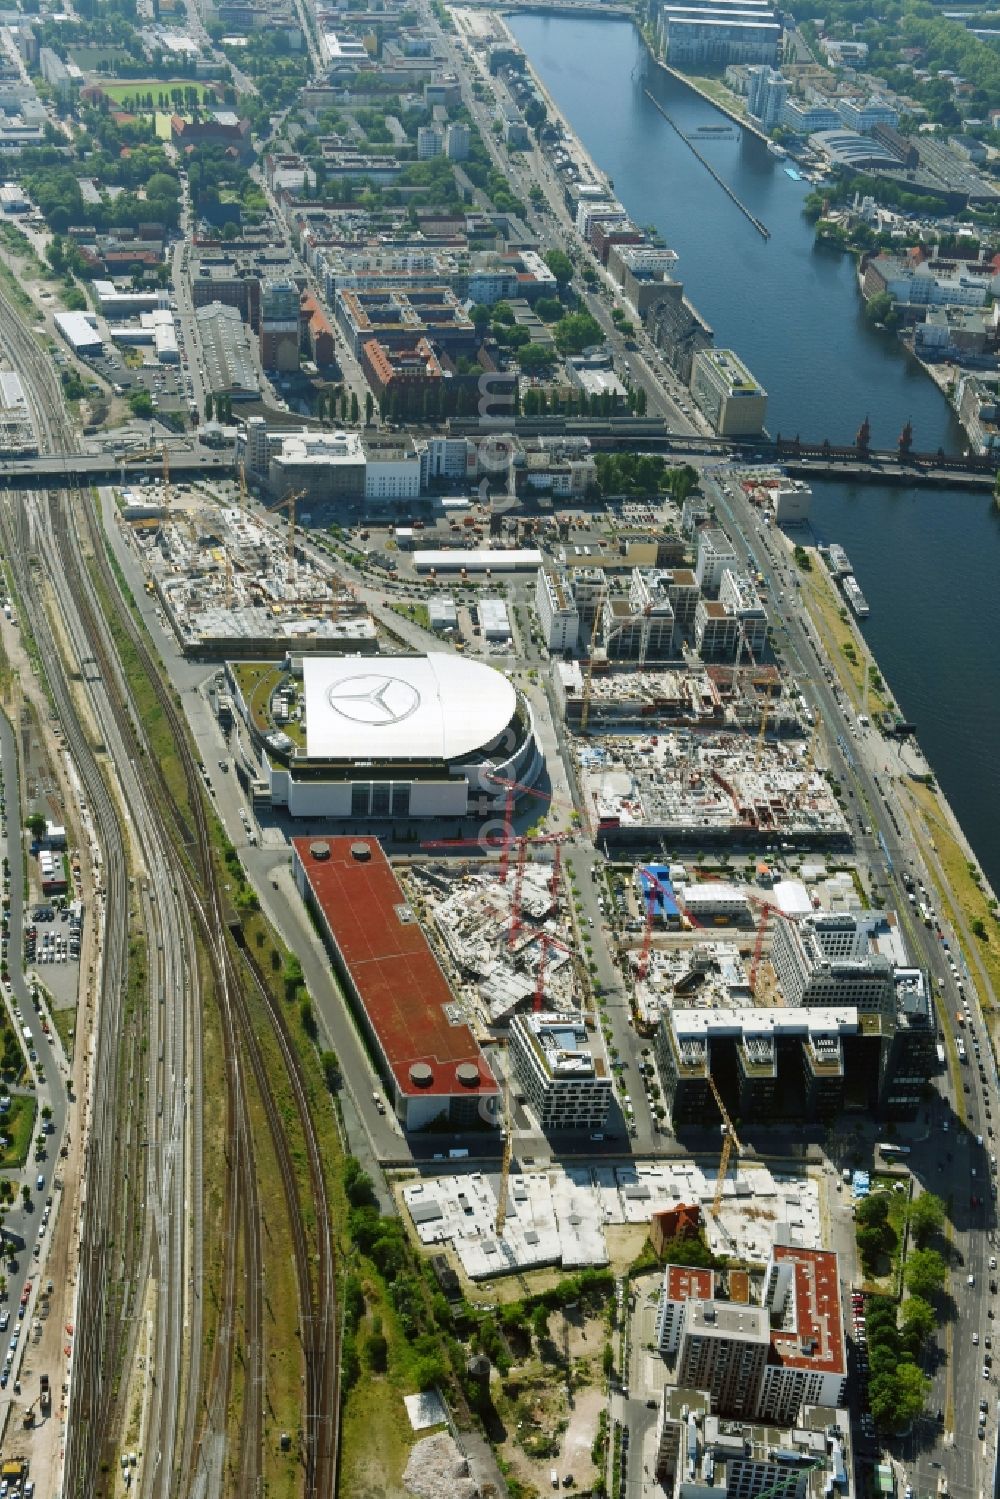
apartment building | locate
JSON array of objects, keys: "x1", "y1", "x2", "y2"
[
  {"x1": 677, "y1": 1301, "x2": 771, "y2": 1417},
  {"x1": 655, "y1": 1265, "x2": 716, "y2": 1355},
  {"x1": 758, "y1": 1244, "x2": 848, "y2": 1423},
  {"x1": 694, "y1": 527, "x2": 738, "y2": 595}
]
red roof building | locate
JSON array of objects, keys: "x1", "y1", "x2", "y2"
[
  {"x1": 292, "y1": 836, "x2": 498, "y2": 1131},
  {"x1": 759, "y1": 1244, "x2": 847, "y2": 1423}
]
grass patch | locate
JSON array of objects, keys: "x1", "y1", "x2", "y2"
[
  {"x1": 389, "y1": 601, "x2": 431, "y2": 631},
  {"x1": 858, "y1": 1173, "x2": 911, "y2": 1296},
  {"x1": 0, "y1": 1094, "x2": 37, "y2": 1169},
  {"x1": 50, "y1": 1005, "x2": 76, "y2": 1062},
  {"x1": 95, "y1": 80, "x2": 218, "y2": 107},
  {"x1": 796, "y1": 546, "x2": 890, "y2": 716},
  {"x1": 906, "y1": 780, "x2": 1000, "y2": 1006},
  {"x1": 677, "y1": 71, "x2": 748, "y2": 117}
]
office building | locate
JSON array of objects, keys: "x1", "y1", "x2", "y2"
[
  {"x1": 260, "y1": 277, "x2": 301, "y2": 372},
  {"x1": 770, "y1": 912, "x2": 896, "y2": 1013},
  {"x1": 691, "y1": 348, "x2": 768, "y2": 437},
  {"x1": 535, "y1": 569, "x2": 581, "y2": 653},
  {"x1": 657, "y1": 0, "x2": 780, "y2": 67},
  {"x1": 509, "y1": 1012, "x2": 612, "y2": 1131},
  {"x1": 719, "y1": 568, "x2": 768, "y2": 656},
  {"x1": 694, "y1": 528, "x2": 739, "y2": 595},
  {"x1": 292, "y1": 836, "x2": 498, "y2": 1130}
]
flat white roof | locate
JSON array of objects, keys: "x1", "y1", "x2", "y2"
[
  {"x1": 414, "y1": 549, "x2": 542, "y2": 572},
  {"x1": 303, "y1": 652, "x2": 516, "y2": 762}
]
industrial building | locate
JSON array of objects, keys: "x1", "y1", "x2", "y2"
[
  {"x1": 509, "y1": 1011, "x2": 612, "y2": 1131},
  {"x1": 238, "y1": 651, "x2": 542, "y2": 819},
  {"x1": 691, "y1": 348, "x2": 768, "y2": 436},
  {"x1": 54, "y1": 310, "x2": 103, "y2": 357},
  {"x1": 196, "y1": 301, "x2": 259, "y2": 400},
  {"x1": 293, "y1": 836, "x2": 498, "y2": 1130},
  {"x1": 0, "y1": 369, "x2": 35, "y2": 456}
]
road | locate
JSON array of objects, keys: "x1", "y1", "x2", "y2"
[{"x1": 709, "y1": 465, "x2": 996, "y2": 1499}]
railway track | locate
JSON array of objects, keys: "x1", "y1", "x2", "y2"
[{"x1": 0, "y1": 284, "x2": 339, "y2": 1495}]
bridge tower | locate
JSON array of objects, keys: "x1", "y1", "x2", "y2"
[
  {"x1": 855, "y1": 414, "x2": 871, "y2": 455},
  {"x1": 898, "y1": 419, "x2": 913, "y2": 458}
]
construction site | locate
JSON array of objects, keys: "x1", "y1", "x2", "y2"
[
  {"x1": 118, "y1": 478, "x2": 376, "y2": 657},
  {"x1": 404, "y1": 853, "x2": 585, "y2": 1031},
  {"x1": 400, "y1": 1159, "x2": 823, "y2": 1280},
  {"x1": 577, "y1": 727, "x2": 850, "y2": 848},
  {"x1": 554, "y1": 661, "x2": 793, "y2": 733}
]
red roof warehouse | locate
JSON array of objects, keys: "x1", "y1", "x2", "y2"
[{"x1": 292, "y1": 836, "x2": 498, "y2": 1131}]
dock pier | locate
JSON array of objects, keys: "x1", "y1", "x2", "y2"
[{"x1": 643, "y1": 88, "x2": 770, "y2": 240}]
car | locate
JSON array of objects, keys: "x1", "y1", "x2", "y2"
[
  {"x1": 0, "y1": 1312, "x2": 7, "y2": 1331},
  {"x1": 987, "y1": 1367, "x2": 993, "y2": 1380},
  {"x1": 974, "y1": 1333, "x2": 980, "y2": 1345},
  {"x1": 35, "y1": 1174, "x2": 43, "y2": 1191}
]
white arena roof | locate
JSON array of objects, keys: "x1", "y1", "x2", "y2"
[{"x1": 303, "y1": 653, "x2": 517, "y2": 762}]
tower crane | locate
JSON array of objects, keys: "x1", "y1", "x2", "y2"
[
  {"x1": 745, "y1": 887, "x2": 800, "y2": 996},
  {"x1": 636, "y1": 865, "x2": 699, "y2": 982},
  {"x1": 495, "y1": 1042, "x2": 513, "y2": 1235},
  {"x1": 754, "y1": 681, "x2": 777, "y2": 768},
  {"x1": 580, "y1": 584, "x2": 606, "y2": 734},
  {"x1": 265, "y1": 486, "x2": 305, "y2": 578},
  {"x1": 707, "y1": 1072, "x2": 742, "y2": 1218}
]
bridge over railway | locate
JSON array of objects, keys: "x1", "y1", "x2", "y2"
[{"x1": 1, "y1": 418, "x2": 996, "y2": 489}]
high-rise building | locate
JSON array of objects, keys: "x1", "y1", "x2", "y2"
[
  {"x1": 260, "y1": 276, "x2": 301, "y2": 372},
  {"x1": 677, "y1": 1301, "x2": 770, "y2": 1417},
  {"x1": 417, "y1": 125, "x2": 444, "y2": 160},
  {"x1": 445, "y1": 121, "x2": 470, "y2": 160},
  {"x1": 746, "y1": 65, "x2": 788, "y2": 131}
]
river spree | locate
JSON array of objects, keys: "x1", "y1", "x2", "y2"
[{"x1": 510, "y1": 11, "x2": 1000, "y2": 889}]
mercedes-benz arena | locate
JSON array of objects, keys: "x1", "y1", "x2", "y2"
[{"x1": 265, "y1": 653, "x2": 542, "y2": 819}]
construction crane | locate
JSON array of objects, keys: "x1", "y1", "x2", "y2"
[
  {"x1": 265, "y1": 487, "x2": 305, "y2": 574},
  {"x1": 707, "y1": 1072, "x2": 742, "y2": 1218},
  {"x1": 508, "y1": 831, "x2": 565, "y2": 948},
  {"x1": 579, "y1": 585, "x2": 606, "y2": 734},
  {"x1": 532, "y1": 929, "x2": 574, "y2": 1011},
  {"x1": 754, "y1": 681, "x2": 777, "y2": 768},
  {"x1": 495, "y1": 1042, "x2": 513, "y2": 1235},
  {"x1": 745, "y1": 888, "x2": 799, "y2": 996}
]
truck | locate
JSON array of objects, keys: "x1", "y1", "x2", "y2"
[{"x1": 39, "y1": 1372, "x2": 50, "y2": 1415}]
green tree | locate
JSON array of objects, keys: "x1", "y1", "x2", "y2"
[
  {"x1": 904, "y1": 1247, "x2": 947, "y2": 1300},
  {"x1": 907, "y1": 1192, "x2": 946, "y2": 1246},
  {"x1": 299, "y1": 997, "x2": 316, "y2": 1039},
  {"x1": 554, "y1": 311, "x2": 602, "y2": 354},
  {"x1": 365, "y1": 1329, "x2": 388, "y2": 1372},
  {"x1": 282, "y1": 954, "x2": 303, "y2": 1002},
  {"x1": 320, "y1": 1050, "x2": 340, "y2": 1093},
  {"x1": 204, "y1": 393, "x2": 213, "y2": 421},
  {"x1": 350, "y1": 391, "x2": 359, "y2": 424},
  {"x1": 517, "y1": 342, "x2": 557, "y2": 375},
  {"x1": 869, "y1": 1362, "x2": 929, "y2": 1433},
  {"x1": 855, "y1": 1192, "x2": 891, "y2": 1228},
  {"x1": 365, "y1": 390, "x2": 374, "y2": 424},
  {"x1": 900, "y1": 1295, "x2": 936, "y2": 1352},
  {"x1": 544, "y1": 247, "x2": 573, "y2": 287},
  {"x1": 25, "y1": 813, "x2": 46, "y2": 839}
]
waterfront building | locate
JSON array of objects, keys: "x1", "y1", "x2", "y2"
[
  {"x1": 862, "y1": 252, "x2": 994, "y2": 309},
  {"x1": 656, "y1": 0, "x2": 780, "y2": 67},
  {"x1": 690, "y1": 348, "x2": 767, "y2": 437},
  {"x1": 646, "y1": 279, "x2": 714, "y2": 383},
  {"x1": 837, "y1": 96, "x2": 899, "y2": 132},
  {"x1": 746, "y1": 65, "x2": 787, "y2": 131}
]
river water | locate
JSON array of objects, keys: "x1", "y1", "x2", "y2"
[{"x1": 510, "y1": 12, "x2": 1000, "y2": 888}]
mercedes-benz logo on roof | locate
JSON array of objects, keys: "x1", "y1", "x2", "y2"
[{"x1": 326, "y1": 673, "x2": 421, "y2": 727}]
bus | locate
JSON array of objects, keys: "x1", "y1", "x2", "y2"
[{"x1": 876, "y1": 1142, "x2": 911, "y2": 1158}]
